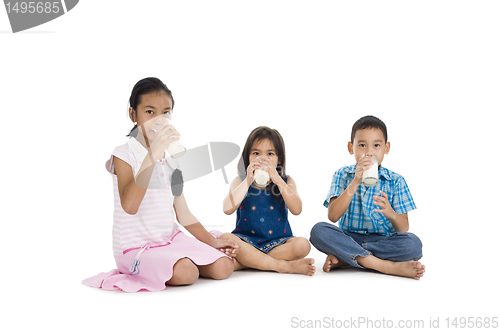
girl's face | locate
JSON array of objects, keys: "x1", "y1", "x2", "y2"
[
  {"x1": 129, "y1": 91, "x2": 173, "y2": 139},
  {"x1": 249, "y1": 139, "x2": 279, "y2": 169}
]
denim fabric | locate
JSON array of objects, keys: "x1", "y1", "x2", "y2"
[
  {"x1": 310, "y1": 222, "x2": 422, "y2": 268},
  {"x1": 232, "y1": 181, "x2": 293, "y2": 253}
]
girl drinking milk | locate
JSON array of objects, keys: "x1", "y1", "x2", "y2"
[
  {"x1": 83, "y1": 77, "x2": 238, "y2": 292},
  {"x1": 220, "y1": 126, "x2": 315, "y2": 276}
]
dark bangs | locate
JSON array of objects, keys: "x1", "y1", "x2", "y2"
[{"x1": 238, "y1": 126, "x2": 287, "y2": 201}]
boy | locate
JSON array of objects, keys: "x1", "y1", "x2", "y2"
[{"x1": 310, "y1": 115, "x2": 425, "y2": 279}]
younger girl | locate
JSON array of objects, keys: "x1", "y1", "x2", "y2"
[
  {"x1": 83, "y1": 77, "x2": 238, "y2": 292},
  {"x1": 221, "y1": 126, "x2": 315, "y2": 276}
]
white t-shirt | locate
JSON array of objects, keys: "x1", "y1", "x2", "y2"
[{"x1": 105, "y1": 138, "x2": 180, "y2": 255}]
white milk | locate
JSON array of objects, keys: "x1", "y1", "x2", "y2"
[
  {"x1": 151, "y1": 117, "x2": 186, "y2": 158},
  {"x1": 362, "y1": 155, "x2": 378, "y2": 187},
  {"x1": 254, "y1": 169, "x2": 270, "y2": 186},
  {"x1": 166, "y1": 139, "x2": 186, "y2": 158}
]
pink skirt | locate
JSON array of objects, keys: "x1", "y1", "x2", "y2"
[{"x1": 82, "y1": 230, "x2": 229, "y2": 292}]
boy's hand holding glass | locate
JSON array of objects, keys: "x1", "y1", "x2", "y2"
[
  {"x1": 354, "y1": 154, "x2": 376, "y2": 184},
  {"x1": 362, "y1": 154, "x2": 378, "y2": 187}
]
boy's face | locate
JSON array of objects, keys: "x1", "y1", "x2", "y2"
[{"x1": 348, "y1": 127, "x2": 390, "y2": 165}]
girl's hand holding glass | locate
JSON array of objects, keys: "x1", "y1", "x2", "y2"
[
  {"x1": 249, "y1": 157, "x2": 272, "y2": 187},
  {"x1": 257, "y1": 156, "x2": 280, "y2": 184},
  {"x1": 146, "y1": 117, "x2": 183, "y2": 161},
  {"x1": 246, "y1": 158, "x2": 261, "y2": 185}
]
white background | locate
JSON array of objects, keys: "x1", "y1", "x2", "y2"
[{"x1": 1, "y1": 1, "x2": 499, "y2": 331}]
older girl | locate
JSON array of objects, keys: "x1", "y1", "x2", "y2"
[{"x1": 83, "y1": 77, "x2": 238, "y2": 292}]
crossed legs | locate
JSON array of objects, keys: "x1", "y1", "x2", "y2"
[
  {"x1": 310, "y1": 222, "x2": 425, "y2": 280},
  {"x1": 219, "y1": 233, "x2": 315, "y2": 276}
]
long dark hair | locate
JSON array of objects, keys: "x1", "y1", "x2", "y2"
[
  {"x1": 238, "y1": 126, "x2": 287, "y2": 201},
  {"x1": 127, "y1": 77, "x2": 175, "y2": 137}
]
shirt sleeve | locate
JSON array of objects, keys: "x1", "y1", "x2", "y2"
[
  {"x1": 323, "y1": 168, "x2": 346, "y2": 208},
  {"x1": 392, "y1": 175, "x2": 416, "y2": 214},
  {"x1": 166, "y1": 156, "x2": 180, "y2": 170},
  {"x1": 105, "y1": 144, "x2": 132, "y2": 174}
]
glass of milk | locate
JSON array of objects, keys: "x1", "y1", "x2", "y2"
[
  {"x1": 362, "y1": 154, "x2": 378, "y2": 187},
  {"x1": 254, "y1": 168, "x2": 270, "y2": 187},
  {"x1": 151, "y1": 117, "x2": 186, "y2": 158}
]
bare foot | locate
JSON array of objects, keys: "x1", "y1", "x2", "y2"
[
  {"x1": 232, "y1": 258, "x2": 246, "y2": 271},
  {"x1": 385, "y1": 261, "x2": 426, "y2": 280},
  {"x1": 323, "y1": 254, "x2": 349, "y2": 272},
  {"x1": 280, "y1": 258, "x2": 316, "y2": 276},
  {"x1": 357, "y1": 255, "x2": 426, "y2": 280}
]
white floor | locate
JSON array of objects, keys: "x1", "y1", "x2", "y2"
[
  {"x1": 69, "y1": 242, "x2": 494, "y2": 332},
  {"x1": 3, "y1": 202, "x2": 497, "y2": 332},
  {"x1": 4, "y1": 198, "x2": 499, "y2": 331},
  {"x1": 3, "y1": 2, "x2": 499, "y2": 331},
  {"x1": 12, "y1": 217, "x2": 491, "y2": 332}
]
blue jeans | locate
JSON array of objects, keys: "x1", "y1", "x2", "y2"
[{"x1": 309, "y1": 222, "x2": 423, "y2": 268}]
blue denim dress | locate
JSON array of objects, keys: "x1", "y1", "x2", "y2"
[{"x1": 232, "y1": 180, "x2": 293, "y2": 253}]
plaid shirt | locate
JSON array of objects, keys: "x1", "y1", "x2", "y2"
[{"x1": 324, "y1": 164, "x2": 416, "y2": 235}]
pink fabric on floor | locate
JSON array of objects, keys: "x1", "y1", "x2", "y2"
[{"x1": 82, "y1": 231, "x2": 229, "y2": 292}]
